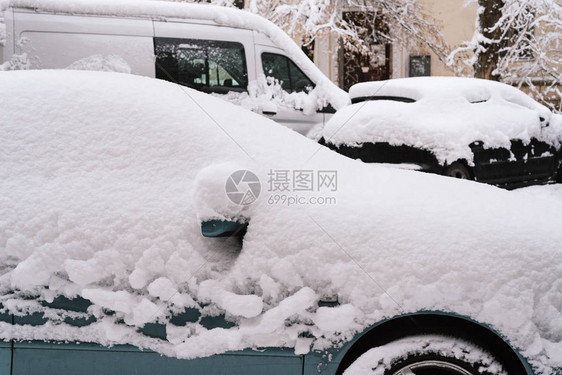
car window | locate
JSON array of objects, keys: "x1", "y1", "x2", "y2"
[
  {"x1": 261, "y1": 53, "x2": 314, "y2": 93},
  {"x1": 155, "y1": 38, "x2": 248, "y2": 93}
]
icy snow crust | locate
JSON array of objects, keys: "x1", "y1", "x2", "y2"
[
  {"x1": 3, "y1": 0, "x2": 348, "y2": 110},
  {"x1": 1, "y1": 71, "x2": 562, "y2": 373},
  {"x1": 323, "y1": 77, "x2": 561, "y2": 165}
]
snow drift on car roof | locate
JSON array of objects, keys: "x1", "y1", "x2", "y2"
[{"x1": 350, "y1": 77, "x2": 549, "y2": 113}]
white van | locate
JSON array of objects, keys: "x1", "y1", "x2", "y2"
[{"x1": 0, "y1": 0, "x2": 349, "y2": 134}]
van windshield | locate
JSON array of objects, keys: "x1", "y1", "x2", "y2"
[{"x1": 155, "y1": 38, "x2": 248, "y2": 94}]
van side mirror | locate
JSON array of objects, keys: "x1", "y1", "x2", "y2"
[{"x1": 260, "y1": 102, "x2": 278, "y2": 116}]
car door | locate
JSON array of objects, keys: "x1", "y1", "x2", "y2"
[
  {"x1": 254, "y1": 44, "x2": 325, "y2": 135},
  {"x1": 471, "y1": 138, "x2": 558, "y2": 186},
  {"x1": 522, "y1": 138, "x2": 559, "y2": 180},
  {"x1": 471, "y1": 141, "x2": 518, "y2": 184}
]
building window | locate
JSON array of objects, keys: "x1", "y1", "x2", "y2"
[{"x1": 409, "y1": 55, "x2": 431, "y2": 77}]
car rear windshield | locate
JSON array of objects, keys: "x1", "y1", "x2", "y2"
[{"x1": 351, "y1": 95, "x2": 416, "y2": 104}]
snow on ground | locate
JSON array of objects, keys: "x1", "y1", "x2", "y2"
[
  {"x1": 1, "y1": 70, "x2": 562, "y2": 373},
  {"x1": 319, "y1": 77, "x2": 562, "y2": 166}
]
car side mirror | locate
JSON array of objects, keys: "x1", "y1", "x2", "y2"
[{"x1": 201, "y1": 219, "x2": 248, "y2": 238}]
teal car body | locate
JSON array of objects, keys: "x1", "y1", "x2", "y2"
[{"x1": 0, "y1": 300, "x2": 541, "y2": 375}]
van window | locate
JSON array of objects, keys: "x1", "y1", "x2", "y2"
[
  {"x1": 155, "y1": 38, "x2": 248, "y2": 94},
  {"x1": 261, "y1": 53, "x2": 314, "y2": 93}
]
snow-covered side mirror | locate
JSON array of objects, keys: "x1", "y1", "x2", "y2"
[{"x1": 194, "y1": 163, "x2": 259, "y2": 240}]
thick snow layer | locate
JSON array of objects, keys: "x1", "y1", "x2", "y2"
[
  {"x1": 216, "y1": 77, "x2": 329, "y2": 117},
  {"x1": 1, "y1": 71, "x2": 562, "y2": 373},
  {"x1": 0, "y1": 53, "x2": 29, "y2": 71},
  {"x1": 516, "y1": 184, "x2": 562, "y2": 206},
  {"x1": 322, "y1": 77, "x2": 560, "y2": 165},
  {"x1": 6, "y1": 0, "x2": 348, "y2": 110},
  {"x1": 349, "y1": 78, "x2": 550, "y2": 116}
]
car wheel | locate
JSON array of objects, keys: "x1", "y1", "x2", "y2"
[
  {"x1": 343, "y1": 334, "x2": 508, "y2": 375},
  {"x1": 443, "y1": 162, "x2": 472, "y2": 180}
]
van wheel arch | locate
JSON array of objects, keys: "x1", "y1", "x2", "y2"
[{"x1": 335, "y1": 313, "x2": 531, "y2": 375}]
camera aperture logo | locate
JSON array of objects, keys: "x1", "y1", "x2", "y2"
[{"x1": 226, "y1": 170, "x2": 261, "y2": 205}]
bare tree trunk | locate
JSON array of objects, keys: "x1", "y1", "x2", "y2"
[{"x1": 475, "y1": 0, "x2": 504, "y2": 80}]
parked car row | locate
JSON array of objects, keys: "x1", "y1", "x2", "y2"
[{"x1": 2, "y1": 1, "x2": 560, "y2": 189}]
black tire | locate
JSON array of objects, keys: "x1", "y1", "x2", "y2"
[
  {"x1": 343, "y1": 334, "x2": 507, "y2": 375},
  {"x1": 443, "y1": 162, "x2": 472, "y2": 180},
  {"x1": 557, "y1": 161, "x2": 562, "y2": 183}
]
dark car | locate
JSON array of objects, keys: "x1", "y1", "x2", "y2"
[{"x1": 317, "y1": 77, "x2": 562, "y2": 189}]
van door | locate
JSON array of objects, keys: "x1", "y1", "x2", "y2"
[
  {"x1": 12, "y1": 9, "x2": 154, "y2": 75},
  {"x1": 255, "y1": 44, "x2": 325, "y2": 135}
]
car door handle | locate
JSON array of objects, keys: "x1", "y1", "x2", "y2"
[{"x1": 262, "y1": 111, "x2": 277, "y2": 116}]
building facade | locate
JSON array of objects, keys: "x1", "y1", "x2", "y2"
[{"x1": 313, "y1": 0, "x2": 478, "y2": 88}]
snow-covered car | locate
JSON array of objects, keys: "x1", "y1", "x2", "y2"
[
  {"x1": 316, "y1": 77, "x2": 562, "y2": 189},
  {"x1": 1, "y1": 70, "x2": 562, "y2": 375}
]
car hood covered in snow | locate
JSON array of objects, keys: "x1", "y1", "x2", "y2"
[
  {"x1": 320, "y1": 77, "x2": 562, "y2": 165},
  {"x1": 1, "y1": 71, "x2": 562, "y2": 373}
]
